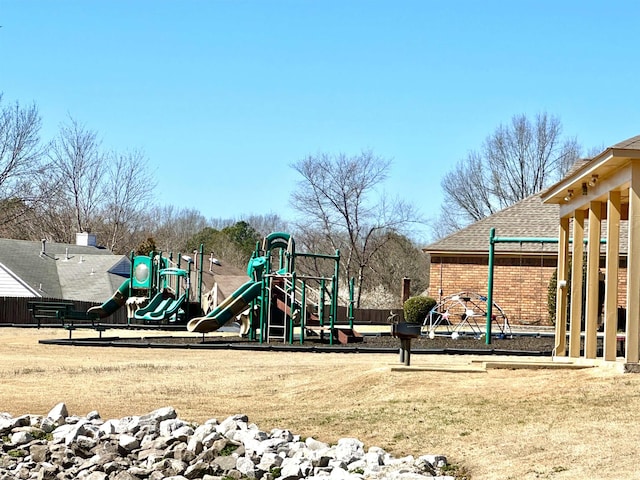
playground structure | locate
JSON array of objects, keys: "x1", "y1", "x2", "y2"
[
  {"x1": 88, "y1": 232, "x2": 361, "y2": 345},
  {"x1": 423, "y1": 291, "x2": 511, "y2": 339},
  {"x1": 88, "y1": 246, "x2": 204, "y2": 325},
  {"x1": 188, "y1": 232, "x2": 360, "y2": 345}
]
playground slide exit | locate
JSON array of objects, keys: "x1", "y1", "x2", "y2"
[
  {"x1": 87, "y1": 278, "x2": 130, "y2": 318},
  {"x1": 134, "y1": 291, "x2": 188, "y2": 322},
  {"x1": 187, "y1": 280, "x2": 261, "y2": 333}
]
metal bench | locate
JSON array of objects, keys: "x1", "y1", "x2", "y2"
[
  {"x1": 28, "y1": 301, "x2": 75, "y2": 327},
  {"x1": 28, "y1": 301, "x2": 102, "y2": 339}
]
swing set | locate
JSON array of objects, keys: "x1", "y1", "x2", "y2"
[{"x1": 485, "y1": 227, "x2": 558, "y2": 344}]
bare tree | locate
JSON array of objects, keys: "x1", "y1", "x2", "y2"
[
  {"x1": 98, "y1": 150, "x2": 156, "y2": 253},
  {"x1": 242, "y1": 213, "x2": 289, "y2": 237},
  {"x1": 291, "y1": 151, "x2": 420, "y2": 307},
  {"x1": 369, "y1": 232, "x2": 430, "y2": 306},
  {"x1": 48, "y1": 117, "x2": 105, "y2": 235},
  {"x1": 146, "y1": 205, "x2": 208, "y2": 254},
  {"x1": 0, "y1": 95, "x2": 45, "y2": 231},
  {"x1": 436, "y1": 113, "x2": 582, "y2": 237}
]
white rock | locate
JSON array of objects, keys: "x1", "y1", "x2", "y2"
[
  {"x1": 306, "y1": 437, "x2": 330, "y2": 450},
  {"x1": 280, "y1": 456, "x2": 302, "y2": 478},
  {"x1": 216, "y1": 417, "x2": 239, "y2": 436},
  {"x1": 39, "y1": 416, "x2": 57, "y2": 433},
  {"x1": 51, "y1": 423, "x2": 75, "y2": 444},
  {"x1": 119, "y1": 434, "x2": 140, "y2": 451},
  {"x1": 191, "y1": 423, "x2": 217, "y2": 443},
  {"x1": 256, "y1": 452, "x2": 283, "y2": 471},
  {"x1": 329, "y1": 466, "x2": 350, "y2": 479},
  {"x1": 236, "y1": 456, "x2": 257, "y2": 477},
  {"x1": 47, "y1": 402, "x2": 68, "y2": 424},
  {"x1": 84, "y1": 472, "x2": 108, "y2": 480},
  {"x1": 335, "y1": 438, "x2": 364, "y2": 463},
  {"x1": 365, "y1": 449, "x2": 383, "y2": 466},
  {"x1": 98, "y1": 419, "x2": 117, "y2": 437},
  {"x1": 171, "y1": 425, "x2": 194, "y2": 441},
  {"x1": 86, "y1": 410, "x2": 101, "y2": 421},
  {"x1": 10, "y1": 430, "x2": 33, "y2": 445}
]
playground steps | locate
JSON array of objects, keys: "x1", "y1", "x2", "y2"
[
  {"x1": 268, "y1": 299, "x2": 288, "y2": 343},
  {"x1": 335, "y1": 327, "x2": 363, "y2": 344},
  {"x1": 305, "y1": 324, "x2": 364, "y2": 345},
  {"x1": 267, "y1": 322, "x2": 287, "y2": 342},
  {"x1": 272, "y1": 295, "x2": 362, "y2": 344}
]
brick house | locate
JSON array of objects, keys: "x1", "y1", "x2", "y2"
[
  {"x1": 423, "y1": 190, "x2": 630, "y2": 326},
  {"x1": 423, "y1": 194, "x2": 560, "y2": 325}
]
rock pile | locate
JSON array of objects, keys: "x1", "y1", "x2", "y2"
[{"x1": 0, "y1": 404, "x2": 454, "y2": 480}]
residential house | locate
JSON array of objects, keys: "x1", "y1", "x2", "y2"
[{"x1": 0, "y1": 234, "x2": 129, "y2": 303}]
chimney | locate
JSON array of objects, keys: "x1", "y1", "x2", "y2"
[
  {"x1": 40, "y1": 239, "x2": 46, "y2": 257},
  {"x1": 76, "y1": 232, "x2": 97, "y2": 247}
]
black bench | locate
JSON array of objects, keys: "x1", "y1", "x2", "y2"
[
  {"x1": 57, "y1": 310, "x2": 101, "y2": 339},
  {"x1": 56, "y1": 309, "x2": 99, "y2": 324},
  {"x1": 28, "y1": 301, "x2": 75, "y2": 327},
  {"x1": 28, "y1": 301, "x2": 102, "y2": 339}
]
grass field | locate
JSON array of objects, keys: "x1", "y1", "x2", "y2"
[{"x1": 2, "y1": 327, "x2": 640, "y2": 479}]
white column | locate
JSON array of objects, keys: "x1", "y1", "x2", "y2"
[
  {"x1": 585, "y1": 201, "x2": 602, "y2": 359},
  {"x1": 604, "y1": 190, "x2": 621, "y2": 361},
  {"x1": 554, "y1": 216, "x2": 570, "y2": 356},
  {"x1": 569, "y1": 209, "x2": 585, "y2": 358},
  {"x1": 626, "y1": 163, "x2": 640, "y2": 363}
]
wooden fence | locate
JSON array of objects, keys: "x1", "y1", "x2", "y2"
[
  {"x1": 0, "y1": 297, "x2": 127, "y2": 326},
  {"x1": 0, "y1": 297, "x2": 400, "y2": 327},
  {"x1": 335, "y1": 306, "x2": 403, "y2": 325}
]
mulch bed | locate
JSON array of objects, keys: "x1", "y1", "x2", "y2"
[{"x1": 109, "y1": 331, "x2": 556, "y2": 354}]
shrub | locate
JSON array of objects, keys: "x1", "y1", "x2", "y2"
[{"x1": 403, "y1": 296, "x2": 436, "y2": 323}]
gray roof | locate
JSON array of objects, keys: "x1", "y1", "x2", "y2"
[
  {"x1": 425, "y1": 192, "x2": 630, "y2": 256},
  {"x1": 57, "y1": 255, "x2": 130, "y2": 302},
  {"x1": 425, "y1": 194, "x2": 561, "y2": 254},
  {"x1": 0, "y1": 238, "x2": 128, "y2": 301}
]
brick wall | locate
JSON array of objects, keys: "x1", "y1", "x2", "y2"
[{"x1": 429, "y1": 255, "x2": 629, "y2": 326}]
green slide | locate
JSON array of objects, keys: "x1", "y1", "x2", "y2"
[
  {"x1": 87, "y1": 279, "x2": 130, "y2": 318},
  {"x1": 134, "y1": 292, "x2": 187, "y2": 322},
  {"x1": 187, "y1": 280, "x2": 261, "y2": 333}
]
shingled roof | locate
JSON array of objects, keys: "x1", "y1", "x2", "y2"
[
  {"x1": 425, "y1": 192, "x2": 630, "y2": 256},
  {"x1": 0, "y1": 238, "x2": 128, "y2": 301},
  {"x1": 612, "y1": 134, "x2": 640, "y2": 149},
  {"x1": 424, "y1": 194, "x2": 561, "y2": 255}
]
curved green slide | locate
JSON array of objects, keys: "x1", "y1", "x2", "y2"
[
  {"x1": 187, "y1": 280, "x2": 261, "y2": 333},
  {"x1": 134, "y1": 292, "x2": 187, "y2": 322},
  {"x1": 87, "y1": 279, "x2": 130, "y2": 318}
]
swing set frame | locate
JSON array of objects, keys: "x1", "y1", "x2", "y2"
[{"x1": 485, "y1": 227, "x2": 556, "y2": 345}]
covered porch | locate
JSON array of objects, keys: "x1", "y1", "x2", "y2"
[{"x1": 542, "y1": 135, "x2": 640, "y2": 369}]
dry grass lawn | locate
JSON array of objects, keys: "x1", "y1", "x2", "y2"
[{"x1": 2, "y1": 327, "x2": 640, "y2": 479}]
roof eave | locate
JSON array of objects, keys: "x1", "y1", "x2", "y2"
[{"x1": 542, "y1": 148, "x2": 640, "y2": 205}]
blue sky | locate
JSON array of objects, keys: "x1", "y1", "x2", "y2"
[{"x1": 2, "y1": 1, "x2": 639, "y2": 242}]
